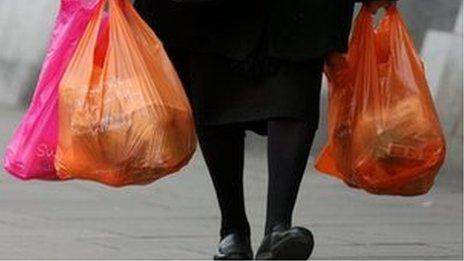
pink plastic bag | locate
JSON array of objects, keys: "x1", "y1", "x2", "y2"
[{"x1": 3, "y1": 0, "x2": 102, "y2": 180}]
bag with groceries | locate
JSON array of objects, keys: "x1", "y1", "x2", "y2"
[
  {"x1": 55, "y1": 0, "x2": 197, "y2": 187},
  {"x1": 315, "y1": 6, "x2": 446, "y2": 196}
]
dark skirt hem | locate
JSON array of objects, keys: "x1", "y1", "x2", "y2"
[{"x1": 194, "y1": 108, "x2": 320, "y2": 136}]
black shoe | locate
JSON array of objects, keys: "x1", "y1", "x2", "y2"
[
  {"x1": 255, "y1": 226, "x2": 314, "y2": 260},
  {"x1": 214, "y1": 232, "x2": 253, "y2": 260}
]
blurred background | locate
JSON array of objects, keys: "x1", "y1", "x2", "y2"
[{"x1": 0, "y1": 0, "x2": 462, "y2": 259}]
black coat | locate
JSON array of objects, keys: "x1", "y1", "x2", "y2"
[{"x1": 134, "y1": 0, "x2": 370, "y2": 61}]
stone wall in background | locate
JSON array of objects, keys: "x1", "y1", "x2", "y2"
[
  {"x1": 400, "y1": 0, "x2": 463, "y2": 49},
  {"x1": 0, "y1": 0, "x2": 59, "y2": 106},
  {"x1": 425, "y1": 3, "x2": 463, "y2": 190}
]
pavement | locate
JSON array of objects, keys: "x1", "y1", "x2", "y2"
[{"x1": 0, "y1": 107, "x2": 462, "y2": 260}]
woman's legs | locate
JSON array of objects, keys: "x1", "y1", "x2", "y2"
[
  {"x1": 196, "y1": 124, "x2": 251, "y2": 240},
  {"x1": 264, "y1": 118, "x2": 317, "y2": 235},
  {"x1": 196, "y1": 117, "x2": 317, "y2": 239}
]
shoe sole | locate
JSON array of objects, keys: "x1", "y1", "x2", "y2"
[
  {"x1": 256, "y1": 229, "x2": 314, "y2": 260},
  {"x1": 214, "y1": 253, "x2": 252, "y2": 260}
]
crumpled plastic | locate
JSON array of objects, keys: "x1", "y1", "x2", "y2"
[
  {"x1": 55, "y1": 0, "x2": 197, "y2": 187},
  {"x1": 4, "y1": 0, "x2": 102, "y2": 180},
  {"x1": 315, "y1": 6, "x2": 446, "y2": 196}
]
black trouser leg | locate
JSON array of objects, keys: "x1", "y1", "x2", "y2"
[
  {"x1": 265, "y1": 118, "x2": 317, "y2": 236},
  {"x1": 196, "y1": 124, "x2": 251, "y2": 240}
]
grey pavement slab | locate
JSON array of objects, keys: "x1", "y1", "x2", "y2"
[{"x1": 0, "y1": 108, "x2": 462, "y2": 259}]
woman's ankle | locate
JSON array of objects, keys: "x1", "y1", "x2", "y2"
[
  {"x1": 220, "y1": 225, "x2": 251, "y2": 240},
  {"x1": 264, "y1": 221, "x2": 291, "y2": 236}
]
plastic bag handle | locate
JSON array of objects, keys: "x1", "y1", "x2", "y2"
[{"x1": 377, "y1": 4, "x2": 421, "y2": 64}]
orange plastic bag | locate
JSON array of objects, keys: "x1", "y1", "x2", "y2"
[
  {"x1": 315, "y1": 6, "x2": 446, "y2": 196},
  {"x1": 55, "y1": 0, "x2": 197, "y2": 187}
]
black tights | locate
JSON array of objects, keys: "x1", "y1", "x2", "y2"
[{"x1": 196, "y1": 118, "x2": 317, "y2": 239}]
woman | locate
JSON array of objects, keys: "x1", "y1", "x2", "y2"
[{"x1": 134, "y1": 0, "x2": 397, "y2": 259}]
